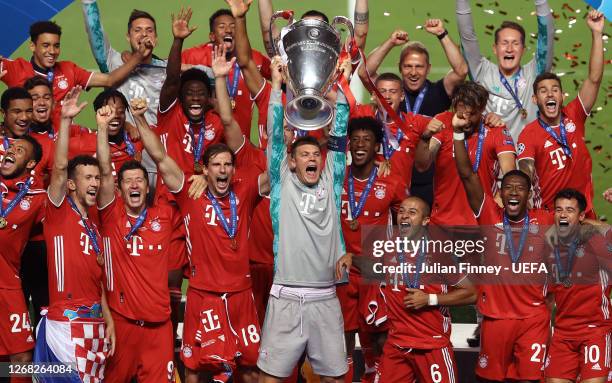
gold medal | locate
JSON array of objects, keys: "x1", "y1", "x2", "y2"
[
  {"x1": 231, "y1": 99, "x2": 236, "y2": 110},
  {"x1": 96, "y1": 253, "x2": 105, "y2": 266},
  {"x1": 520, "y1": 108, "x2": 528, "y2": 119},
  {"x1": 230, "y1": 238, "x2": 238, "y2": 251},
  {"x1": 134, "y1": 151, "x2": 142, "y2": 162},
  {"x1": 349, "y1": 219, "x2": 359, "y2": 231},
  {"x1": 562, "y1": 277, "x2": 572, "y2": 289},
  {"x1": 0, "y1": 217, "x2": 7, "y2": 229},
  {"x1": 194, "y1": 162, "x2": 203, "y2": 175}
]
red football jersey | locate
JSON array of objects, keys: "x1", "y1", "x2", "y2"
[
  {"x1": 517, "y1": 97, "x2": 593, "y2": 214},
  {"x1": 431, "y1": 112, "x2": 515, "y2": 226},
  {"x1": 1, "y1": 58, "x2": 92, "y2": 120},
  {"x1": 350, "y1": 104, "x2": 429, "y2": 184},
  {"x1": 181, "y1": 43, "x2": 271, "y2": 138},
  {"x1": 99, "y1": 194, "x2": 177, "y2": 322},
  {"x1": 0, "y1": 177, "x2": 45, "y2": 290},
  {"x1": 476, "y1": 194, "x2": 553, "y2": 319},
  {"x1": 67, "y1": 128, "x2": 144, "y2": 181},
  {"x1": 383, "y1": 248, "x2": 465, "y2": 349},
  {"x1": 233, "y1": 138, "x2": 273, "y2": 265},
  {"x1": 43, "y1": 195, "x2": 104, "y2": 322},
  {"x1": 172, "y1": 171, "x2": 261, "y2": 292},
  {"x1": 340, "y1": 169, "x2": 407, "y2": 257},
  {"x1": 548, "y1": 231, "x2": 612, "y2": 338}
]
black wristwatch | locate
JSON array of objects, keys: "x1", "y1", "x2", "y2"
[{"x1": 437, "y1": 29, "x2": 449, "y2": 40}]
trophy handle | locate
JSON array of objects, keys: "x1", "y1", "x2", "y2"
[
  {"x1": 331, "y1": 16, "x2": 355, "y2": 54},
  {"x1": 269, "y1": 10, "x2": 294, "y2": 57}
]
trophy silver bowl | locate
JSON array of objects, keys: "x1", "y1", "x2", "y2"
[{"x1": 270, "y1": 11, "x2": 354, "y2": 130}]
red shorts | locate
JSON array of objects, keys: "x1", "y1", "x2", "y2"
[
  {"x1": 378, "y1": 341, "x2": 458, "y2": 383},
  {"x1": 0, "y1": 289, "x2": 34, "y2": 355},
  {"x1": 337, "y1": 271, "x2": 388, "y2": 332},
  {"x1": 104, "y1": 312, "x2": 174, "y2": 383},
  {"x1": 545, "y1": 330, "x2": 611, "y2": 381},
  {"x1": 476, "y1": 314, "x2": 549, "y2": 382},
  {"x1": 181, "y1": 287, "x2": 260, "y2": 377},
  {"x1": 249, "y1": 262, "x2": 274, "y2": 327}
]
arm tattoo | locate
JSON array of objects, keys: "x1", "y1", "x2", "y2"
[{"x1": 354, "y1": 11, "x2": 369, "y2": 25}]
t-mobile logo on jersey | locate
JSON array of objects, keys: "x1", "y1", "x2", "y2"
[
  {"x1": 201, "y1": 309, "x2": 221, "y2": 333},
  {"x1": 299, "y1": 193, "x2": 317, "y2": 215},
  {"x1": 548, "y1": 147, "x2": 567, "y2": 170},
  {"x1": 80, "y1": 232, "x2": 94, "y2": 255},
  {"x1": 127, "y1": 235, "x2": 144, "y2": 256}
]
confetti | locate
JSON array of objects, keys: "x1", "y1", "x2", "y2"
[
  {"x1": 476, "y1": 2, "x2": 483, "y2": 7},
  {"x1": 576, "y1": 9, "x2": 581, "y2": 13},
  {"x1": 596, "y1": 106, "x2": 603, "y2": 111},
  {"x1": 562, "y1": 3, "x2": 575, "y2": 12},
  {"x1": 564, "y1": 52, "x2": 578, "y2": 60},
  {"x1": 530, "y1": 33, "x2": 537, "y2": 38},
  {"x1": 516, "y1": 16, "x2": 523, "y2": 21},
  {"x1": 555, "y1": 29, "x2": 564, "y2": 34},
  {"x1": 484, "y1": 9, "x2": 494, "y2": 14},
  {"x1": 416, "y1": 25, "x2": 423, "y2": 29},
  {"x1": 594, "y1": 145, "x2": 603, "y2": 152},
  {"x1": 486, "y1": 25, "x2": 495, "y2": 30},
  {"x1": 383, "y1": 12, "x2": 390, "y2": 16},
  {"x1": 568, "y1": 18, "x2": 577, "y2": 24}
]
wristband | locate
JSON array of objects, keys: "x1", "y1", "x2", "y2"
[
  {"x1": 327, "y1": 135, "x2": 348, "y2": 152},
  {"x1": 428, "y1": 294, "x2": 438, "y2": 306},
  {"x1": 453, "y1": 132, "x2": 465, "y2": 141},
  {"x1": 437, "y1": 30, "x2": 449, "y2": 40}
]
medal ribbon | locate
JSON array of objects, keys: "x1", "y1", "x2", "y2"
[
  {"x1": 347, "y1": 165, "x2": 377, "y2": 220},
  {"x1": 537, "y1": 113, "x2": 572, "y2": 158},
  {"x1": 67, "y1": 196, "x2": 101, "y2": 256},
  {"x1": 403, "y1": 84, "x2": 428, "y2": 115},
  {"x1": 554, "y1": 239, "x2": 579, "y2": 281},
  {"x1": 189, "y1": 122, "x2": 206, "y2": 166},
  {"x1": 206, "y1": 190, "x2": 238, "y2": 239},
  {"x1": 499, "y1": 68, "x2": 524, "y2": 113},
  {"x1": 0, "y1": 178, "x2": 32, "y2": 220},
  {"x1": 123, "y1": 129, "x2": 137, "y2": 157},
  {"x1": 464, "y1": 121, "x2": 485, "y2": 173},
  {"x1": 124, "y1": 207, "x2": 148, "y2": 241},
  {"x1": 503, "y1": 212, "x2": 530, "y2": 263},
  {"x1": 398, "y1": 243, "x2": 426, "y2": 288},
  {"x1": 3, "y1": 136, "x2": 9, "y2": 152},
  {"x1": 377, "y1": 110, "x2": 404, "y2": 160},
  {"x1": 226, "y1": 62, "x2": 240, "y2": 100}
]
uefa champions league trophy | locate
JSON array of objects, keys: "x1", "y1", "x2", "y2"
[{"x1": 269, "y1": 11, "x2": 355, "y2": 130}]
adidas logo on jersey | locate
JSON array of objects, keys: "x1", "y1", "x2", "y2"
[
  {"x1": 544, "y1": 140, "x2": 553, "y2": 148},
  {"x1": 592, "y1": 363, "x2": 601, "y2": 371}
]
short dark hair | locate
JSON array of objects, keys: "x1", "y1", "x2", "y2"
[
  {"x1": 180, "y1": 68, "x2": 213, "y2": 98},
  {"x1": 18, "y1": 135, "x2": 43, "y2": 166},
  {"x1": 451, "y1": 82, "x2": 489, "y2": 112},
  {"x1": 301, "y1": 10, "x2": 329, "y2": 23},
  {"x1": 348, "y1": 117, "x2": 383, "y2": 143},
  {"x1": 291, "y1": 136, "x2": 321, "y2": 156},
  {"x1": 128, "y1": 9, "x2": 156, "y2": 32},
  {"x1": 23, "y1": 76, "x2": 53, "y2": 93},
  {"x1": 494, "y1": 21, "x2": 525, "y2": 45},
  {"x1": 68, "y1": 155, "x2": 100, "y2": 180},
  {"x1": 533, "y1": 72, "x2": 563, "y2": 94},
  {"x1": 375, "y1": 72, "x2": 403, "y2": 87},
  {"x1": 209, "y1": 9, "x2": 233, "y2": 32},
  {"x1": 1, "y1": 87, "x2": 32, "y2": 111},
  {"x1": 399, "y1": 42, "x2": 430, "y2": 69},
  {"x1": 203, "y1": 143, "x2": 234, "y2": 167},
  {"x1": 501, "y1": 169, "x2": 531, "y2": 191},
  {"x1": 29, "y1": 21, "x2": 62, "y2": 43},
  {"x1": 554, "y1": 188, "x2": 587, "y2": 213},
  {"x1": 93, "y1": 89, "x2": 128, "y2": 112},
  {"x1": 118, "y1": 160, "x2": 148, "y2": 185}
]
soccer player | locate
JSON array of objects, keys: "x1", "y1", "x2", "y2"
[
  {"x1": 0, "y1": 135, "x2": 45, "y2": 381},
  {"x1": 256, "y1": 56, "x2": 351, "y2": 383},
  {"x1": 370, "y1": 196, "x2": 477, "y2": 383},
  {"x1": 517, "y1": 10, "x2": 605, "y2": 219},
  {"x1": 94, "y1": 100, "x2": 177, "y2": 382},
  {"x1": 339, "y1": 116, "x2": 409, "y2": 382},
  {"x1": 181, "y1": 5, "x2": 271, "y2": 138},
  {"x1": 0, "y1": 21, "x2": 151, "y2": 117},
  {"x1": 452, "y1": 113, "x2": 553, "y2": 382},
  {"x1": 414, "y1": 81, "x2": 515, "y2": 226},
  {"x1": 544, "y1": 189, "x2": 611, "y2": 383},
  {"x1": 455, "y1": 0, "x2": 554, "y2": 142},
  {"x1": 34, "y1": 86, "x2": 115, "y2": 382},
  {"x1": 68, "y1": 89, "x2": 143, "y2": 181}
]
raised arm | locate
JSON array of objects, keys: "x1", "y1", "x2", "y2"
[
  {"x1": 424, "y1": 19, "x2": 468, "y2": 97},
  {"x1": 87, "y1": 41, "x2": 151, "y2": 87},
  {"x1": 266, "y1": 56, "x2": 286, "y2": 184},
  {"x1": 578, "y1": 10, "x2": 604, "y2": 113},
  {"x1": 160, "y1": 7, "x2": 198, "y2": 112},
  {"x1": 414, "y1": 118, "x2": 443, "y2": 172},
  {"x1": 451, "y1": 113, "x2": 484, "y2": 215},
  {"x1": 353, "y1": 0, "x2": 369, "y2": 50},
  {"x1": 258, "y1": 0, "x2": 277, "y2": 57},
  {"x1": 455, "y1": 0, "x2": 484, "y2": 79},
  {"x1": 130, "y1": 98, "x2": 183, "y2": 192},
  {"x1": 211, "y1": 44, "x2": 244, "y2": 152},
  {"x1": 518, "y1": 158, "x2": 535, "y2": 182},
  {"x1": 81, "y1": 0, "x2": 113, "y2": 73},
  {"x1": 535, "y1": 0, "x2": 555, "y2": 73},
  {"x1": 227, "y1": 0, "x2": 267, "y2": 96},
  {"x1": 48, "y1": 87, "x2": 88, "y2": 205},
  {"x1": 358, "y1": 30, "x2": 408, "y2": 82},
  {"x1": 95, "y1": 105, "x2": 117, "y2": 208}
]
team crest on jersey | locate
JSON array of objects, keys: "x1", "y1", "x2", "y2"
[
  {"x1": 529, "y1": 222, "x2": 539, "y2": 234},
  {"x1": 315, "y1": 185, "x2": 327, "y2": 199},
  {"x1": 517, "y1": 77, "x2": 527, "y2": 89},
  {"x1": 19, "y1": 199, "x2": 30, "y2": 210},
  {"x1": 478, "y1": 354, "x2": 488, "y2": 368},
  {"x1": 565, "y1": 121, "x2": 576, "y2": 133},
  {"x1": 182, "y1": 345, "x2": 193, "y2": 358},
  {"x1": 374, "y1": 185, "x2": 386, "y2": 200},
  {"x1": 150, "y1": 219, "x2": 161, "y2": 232},
  {"x1": 517, "y1": 143, "x2": 525, "y2": 155},
  {"x1": 204, "y1": 129, "x2": 215, "y2": 141},
  {"x1": 57, "y1": 79, "x2": 69, "y2": 90},
  {"x1": 576, "y1": 246, "x2": 584, "y2": 258}
]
